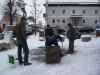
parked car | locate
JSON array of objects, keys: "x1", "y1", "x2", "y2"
[
  {"x1": 26, "y1": 25, "x2": 34, "y2": 36},
  {"x1": 2, "y1": 25, "x2": 15, "y2": 35},
  {"x1": 2, "y1": 25, "x2": 33, "y2": 36},
  {"x1": 75, "y1": 28, "x2": 81, "y2": 39},
  {"x1": 79, "y1": 26, "x2": 94, "y2": 33},
  {"x1": 51, "y1": 27, "x2": 59, "y2": 35}
]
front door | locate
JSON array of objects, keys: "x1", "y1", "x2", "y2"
[
  {"x1": 73, "y1": 18, "x2": 80, "y2": 26},
  {"x1": 74, "y1": 19, "x2": 77, "y2": 26}
]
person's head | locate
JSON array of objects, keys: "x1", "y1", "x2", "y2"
[
  {"x1": 47, "y1": 24, "x2": 50, "y2": 28},
  {"x1": 21, "y1": 16, "x2": 27, "y2": 23},
  {"x1": 68, "y1": 23, "x2": 72, "y2": 28}
]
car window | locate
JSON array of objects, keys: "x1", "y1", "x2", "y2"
[{"x1": 3, "y1": 26, "x2": 15, "y2": 31}]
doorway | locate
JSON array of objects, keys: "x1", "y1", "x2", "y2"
[{"x1": 73, "y1": 18, "x2": 79, "y2": 26}]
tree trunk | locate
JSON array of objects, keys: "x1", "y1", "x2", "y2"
[
  {"x1": 10, "y1": 0, "x2": 13, "y2": 25},
  {"x1": 34, "y1": 6, "x2": 36, "y2": 36}
]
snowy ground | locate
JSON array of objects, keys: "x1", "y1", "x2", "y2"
[{"x1": 0, "y1": 32, "x2": 100, "y2": 75}]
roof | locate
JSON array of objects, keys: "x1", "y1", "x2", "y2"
[{"x1": 44, "y1": 2, "x2": 100, "y2": 6}]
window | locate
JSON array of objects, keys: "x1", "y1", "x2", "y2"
[
  {"x1": 72, "y1": 10, "x2": 75, "y2": 14},
  {"x1": 83, "y1": 10, "x2": 86, "y2": 14},
  {"x1": 83, "y1": 20, "x2": 85, "y2": 23},
  {"x1": 52, "y1": 10, "x2": 55, "y2": 14},
  {"x1": 95, "y1": 10, "x2": 98, "y2": 14},
  {"x1": 95, "y1": 20, "x2": 97, "y2": 24},
  {"x1": 52, "y1": 19, "x2": 55, "y2": 23},
  {"x1": 62, "y1": 19, "x2": 65, "y2": 23},
  {"x1": 62, "y1": 10, "x2": 65, "y2": 14}
]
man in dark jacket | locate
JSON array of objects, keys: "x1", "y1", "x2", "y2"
[
  {"x1": 45, "y1": 24, "x2": 54, "y2": 46},
  {"x1": 46, "y1": 35, "x2": 63, "y2": 57},
  {"x1": 67, "y1": 23, "x2": 75, "y2": 54},
  {"x1": 46, "y1": 35, "x2": 62, "y2": 46},
  {"x1": 13, "y1": 16, "x2": 32, "y2": 66}
]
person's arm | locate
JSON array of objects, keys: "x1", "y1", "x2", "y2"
[
  {"x1": 21, "y1": 23, "x2": 27, "y2": 40},
  {"x1": 44, "y1": 29, "x2": 47, "y2": 36},
  {"x1": 12, "y1": 26, "x2": 16, "y2": 37},
  {"x1": 55, "y1": 35, "x2": 62, "y2": 42}
]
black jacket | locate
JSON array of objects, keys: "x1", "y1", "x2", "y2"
[
  {"x1": 67, "y1": 26, "x2": 75, "y2": 40},
  {"x1": 45, "y1": 28, "x2": 54, "y2": 37}
]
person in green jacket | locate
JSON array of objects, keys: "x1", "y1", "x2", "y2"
[{"x1": 13, "y1": 16, "x2": 32, "y2": 66}]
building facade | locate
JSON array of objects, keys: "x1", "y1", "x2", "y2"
[{"x1": 44, "y1": 2, "x2": 100, "y2": 29}]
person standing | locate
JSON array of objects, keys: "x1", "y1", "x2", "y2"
[
  {"x1": 45, "y1": 24, "x2": 54, "y2": 46},
  {"x1": 13, "y1": 16, "x2": 32, "y2": 66},
  {"x1": 67, "y1": 23, "x2": 75, "y2": 54}
]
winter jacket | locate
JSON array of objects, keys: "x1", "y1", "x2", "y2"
[
  {"x1": 47, "y1": 35, "x2": 62, "y2": 46},
  {"x1": 45, "y1": 28, "x2": 54, "y2": 37},
  {"x1": 67, "y1": 26, "x2": 75, "y2": 40},
  {"x1": 13, "y1": 21, "x2": 27, "y2": 40},
  {"x1": 95, "y1": 25, "x2": 100, "y2": 30}
]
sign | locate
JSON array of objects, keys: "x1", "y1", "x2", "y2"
[
  {"x1": 43, "y1": 13, "x2": 46, "y2": 18},
  {"x1": 71, "y1": 14, "x2": 83, "y2": 16},
  {"x1": 57, "y1": 19, "x2": 60, "y2": 22}
]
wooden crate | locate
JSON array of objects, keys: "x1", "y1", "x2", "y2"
[
  {"x1": 39, "y1": 31, "x2": 44, "y2": 41},
  {"x1": 96, "y1": 31, "x2": 100, "y2": 37},
  {"x1": 46, "y1": 46, "x2": 61, "y2": 64}
]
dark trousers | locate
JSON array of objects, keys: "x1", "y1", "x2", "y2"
[
  {"x1": 68, "y1": 40, "x2": 74, "y2": 54},
  {"x1": 17, "y1": 39, "x2": 29, "y2": 64},
  {"x1": 45, "y1": 37, "x2": 49, "y2": 46}
]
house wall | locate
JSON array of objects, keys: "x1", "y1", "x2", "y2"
[{"x1": 47, "y1": 5, "x2": 100, "y2": 29}]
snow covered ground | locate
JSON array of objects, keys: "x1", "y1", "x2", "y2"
[{"x1": 0, "y1": 32, "x2": 100, "y2": 75}]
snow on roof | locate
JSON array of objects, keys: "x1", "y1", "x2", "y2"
[
  {"x1": 48, "y1": 2, "x2": 100, "y2": 4},
  {"x1": 28, "y1": 21, "x2": 34, "y2": 25},
  {"x1": 12, "y1": 5, "x2": 23, "y2": 15},
  {"x1": 16, "y1": 0, "x2": 27, "y2": 5}
]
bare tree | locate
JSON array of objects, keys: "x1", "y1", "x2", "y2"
[
  {"x1": 30, "y1": 0, "x2": 42, "y2": 35},
  {"x1": 2, "y1": 0, "x2": 18, "y2": 25}
]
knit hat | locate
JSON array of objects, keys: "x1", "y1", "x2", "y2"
[
  {"x1": 21, "y1": 16, "x2": 27, "y2": 21},
  {"x1": 47, "y1": 24, "x2": 50, "y2": 27},
  {"x1": 68, "y1": 23, "x2": 72, "y2": 26}
]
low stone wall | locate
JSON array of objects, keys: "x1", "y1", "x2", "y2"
[
  {"x1": 0, "y1": 43, "x2": 11, "y2": 51},
  {"x1": 81, "y1": 35, "x2": 91, "y2": 42}
]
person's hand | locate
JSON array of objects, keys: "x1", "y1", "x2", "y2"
[{"x1": 68, "y1": 40, "x2": 70, "y2": 42}]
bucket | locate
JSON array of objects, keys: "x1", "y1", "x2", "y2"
[{"x1": 8, "y1": 54, "x2": 14, "y2": 64}]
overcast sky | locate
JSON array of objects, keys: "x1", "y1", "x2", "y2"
[{"x1": 0, "y1": 0, "x2": 99, "y2": 25}]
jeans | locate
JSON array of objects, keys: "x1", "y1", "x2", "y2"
[{"x1": 17, "y1": 39, "x2": 29, "y2": 64}]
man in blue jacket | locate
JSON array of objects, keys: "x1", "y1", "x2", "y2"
[
  {"x1": 67, "y1": 23, "x2": 75, "y2": 54},
  {"x1": 46, "y1": 35, "x2": 62, "y2": 46},
  {"x1": 46, "y1": 35, "x2": 63, "y2": 57}
]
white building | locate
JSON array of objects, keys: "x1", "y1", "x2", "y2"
[{"x1": 44, "y1": 2, "x2": 100, "y2": 29}]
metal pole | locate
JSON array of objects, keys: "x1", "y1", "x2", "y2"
[{"x1": 46, "y1": 0, "x2": 48, "y2": 25}]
